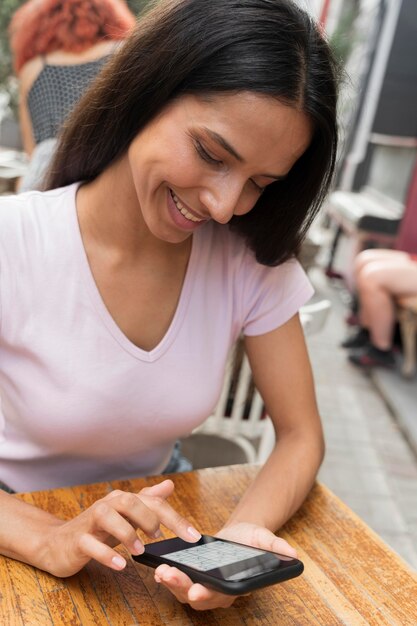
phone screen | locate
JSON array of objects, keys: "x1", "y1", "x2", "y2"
[
  {"x1": 164, "y1": 541, "x2": 279, "y2": 580},
  {"x1": 144, "y1": 535, "x2": 293, "y2": 582},
  {"x1": 165, "y1": 540, "x2": 272, "y2": 572}
]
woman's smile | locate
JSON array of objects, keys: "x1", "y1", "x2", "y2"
[
  {"x1": 127, "y1": 93, "x2": 311, "y2": 245},
  {"x1": 170, "y1": 189, "x2": 206, "y2": 223},
  {"x1": 167, "y1": 188, "x2": 208, "y2": 232}
]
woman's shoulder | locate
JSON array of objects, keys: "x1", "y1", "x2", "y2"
[
  {"x1": 198, "y1": 222, "x2": 303, "y2": 292},
  {"x1": 0, "y1": 185, "x2": 77, "y2": 225},
  {"x1": 0, "y1": 185, "x2": 79, "y2": 268},
  {"x1": 0, "y1": 192, "x2": 27, "y2": 216},
  {"x1": 18, "y1": 56, "x2": 44, "y2": 97},
  {"x1": 45, "y1": 41, "x2": 119, "y2": 66},
  {"x1": 0, "y1": 192, "x2": 35, "y2": 255},
  {"x1": 198, "y1": 223, "x2": 313, "y2": 334},
  {"x1": 202, "y1": 221, "x2": 293, "y2": 276},
  {"x1": 21, "y1": 41, "x2": 117, "y2": 96}
]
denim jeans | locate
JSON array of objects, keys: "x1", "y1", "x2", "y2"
[
  {"x1": 162, "y1": 440, "x2": 193, "y2": 474},
  {"x1": 0, "y1": 480, "x2": 15, "y2": 494}
]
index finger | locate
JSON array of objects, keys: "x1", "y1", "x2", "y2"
[{"x1": 139, "y1": 493, "x2": 201, "y2": 543}]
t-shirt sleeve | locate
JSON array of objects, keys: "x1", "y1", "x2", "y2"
[{"x1": 240, "y1": 256, "x2": 314, "y2": 337}]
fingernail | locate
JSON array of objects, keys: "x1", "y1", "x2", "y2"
[
  {"x1": 112, "y1": 555, "x2": 126, "y2": 569},
  {"x1": 155, "y1": 575, "x2": 161, "y2": 583},
  {"x1": 133, "y1": 539, "x2": 144, "y2": 554},
  {"x1": 187, "y1": 526, "x2": 201, "y2": 540},
  {"x1": 153, "y1": 529, "x2": 162, "y2": 539}
]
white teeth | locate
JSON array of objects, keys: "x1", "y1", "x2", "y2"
[{"x1": 171, "y1": 192, "x2": 203, "y2": 223}]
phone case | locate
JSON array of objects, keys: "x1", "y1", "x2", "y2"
[{"x1": 133, "y1": 537, "x2": 304, "y2": 595}]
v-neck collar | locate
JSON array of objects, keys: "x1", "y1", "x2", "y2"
[{"x1": 69, "y1": 182, "x2": 199, "y2": 362}]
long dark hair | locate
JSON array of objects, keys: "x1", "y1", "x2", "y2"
[{"x1": 45, "y1": 0, "x2": 339, "y2": 266}]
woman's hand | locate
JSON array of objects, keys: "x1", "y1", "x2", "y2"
[
  {"x1": 154, "y1": 522, "x2": 297, "y2": 610},
  {"x1": 39, "y1": 479, "x2": 201, "y2": 577}
]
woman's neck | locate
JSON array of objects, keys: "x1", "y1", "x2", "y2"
[{"x1": 76, "y1": 155, "x2": 178, "y2": 261}]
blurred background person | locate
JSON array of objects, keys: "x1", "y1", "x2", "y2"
[
  {"x1": 9, "y1": 0, "x2": 135, "y2": 191},
  {"x1": 341, "y1": 248, "x2": 417, "y2": 368}
]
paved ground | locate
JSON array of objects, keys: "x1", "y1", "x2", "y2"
[{"x1": 307, "y1": 265, "x2": 417, "y2": 570}]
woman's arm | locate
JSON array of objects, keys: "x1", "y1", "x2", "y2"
[
  {"x1": 0, "y1": 480, "x2": 201, "y2": 577},
  {"x1": 17, "y1": 57, "x2": 44, "y2": 156},
  {"x1": 156, "y1": 313, "x2": 325, "y2": 609},
  {"x1": 0, "y1": 488, "x2": 64, "y2": 566},
  {"x1": 225, "y1": 313, "x2": 325, "y2": 530},
  {"x1": 18, "y1": 94, "x2": 36, "y2": 156}
]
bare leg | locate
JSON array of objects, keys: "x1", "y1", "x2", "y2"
[
  {"x1": 358, "y1": 276, "x2": 395, "y2": 349},
  {"x1": 356, "y1": 256, "x2": 417, "y2": 350},
  {"x1": 353, "y1": 249, "x2": 410, "y2": 287}
]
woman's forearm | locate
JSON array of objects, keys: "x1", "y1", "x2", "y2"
[
  {"x1": 224, "y1": 429, "x2": 324, "y2": 532},
  {"x1": 0, "y1": 490, "x2": 63, "y2": 569}
]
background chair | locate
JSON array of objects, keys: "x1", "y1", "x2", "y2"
[
  {"x1": 324, "y1": 186, "x2": 403, "y2": 282},
  {"x1": 181, "y1": 299, "x2": 331, "y2": 469}
]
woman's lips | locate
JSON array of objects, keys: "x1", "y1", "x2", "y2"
[{"x1": 167, "y1": 189, "x2": 207, "y2": 231}]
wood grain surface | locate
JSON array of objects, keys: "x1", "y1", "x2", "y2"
[{"x1": 1, "y1": 465, "x2": 416, "y2": 625}]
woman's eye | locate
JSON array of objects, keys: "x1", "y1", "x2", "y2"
[
  {"x1": 251, "y1": 180, "x2": 265, "y2": 194},
  {"x1": 195, "y1": 141, "x2": 223, "y2": 165}
]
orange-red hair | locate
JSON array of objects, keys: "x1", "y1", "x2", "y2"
[{"x1": 9, "y1": 0, "x2": 136, "y2": 73}]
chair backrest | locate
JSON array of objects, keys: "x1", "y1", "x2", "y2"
[
  {"x1": 195, "y1": 343, "x2": 265, "y2": 462},
  {"x1": 299, "y1": 299, "x2": 331, "y2": 335},
  {"x1": 394, "y1": 160, "x2": 417, "y2": 254},
  {"x1": 195, "y1": 300, "x2": 332, "y2": 463}
]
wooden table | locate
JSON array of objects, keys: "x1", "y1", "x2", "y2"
[{"x1": 1, "y1": 465, "x2": 416, "y2": 625}]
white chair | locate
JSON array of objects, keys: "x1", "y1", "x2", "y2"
[
  {"x1": 181, "y1": 299, "x2": 331, "y2": 468},
  {"x1": 299, "y1": 299, "x2": 331, "y2": 335}
]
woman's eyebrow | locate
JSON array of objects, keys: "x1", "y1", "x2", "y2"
[
  {"x1": 202, "y1": 127, "x2": 244, "y2": 162},
  {"x1": 201, "y1": 127, "x2": 286, "y2": 180}
]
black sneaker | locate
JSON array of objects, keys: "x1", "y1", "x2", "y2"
[
  {"x1": 341, "y1": 327, "x2": 370, "y2": 349},
  {"x1": 348, "y1": 345, "x2": 396, "y2": 369}
]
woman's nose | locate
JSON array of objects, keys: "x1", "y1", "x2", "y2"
[{"x1": 199, "y1": 178, "x2": 250, "y2": 224}]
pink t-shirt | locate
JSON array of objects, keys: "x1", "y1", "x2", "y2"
[{"x1": 0, "y1": 184, "x2": 313, "y2": 491}]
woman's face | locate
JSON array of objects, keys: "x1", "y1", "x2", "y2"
[{"x1": 127, "y1": 92, "x2": 312, "y2": 244}]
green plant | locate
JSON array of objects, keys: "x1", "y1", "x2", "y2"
[
  {"x1": 127, "y1": 0, "x2": 152, "y2": 14},
  {"x1": 329, "y1": 0, "x2": 361, "y2": 67},
  {"x1": 0, "y1": 0, "x2": 25, "y2": 116}
]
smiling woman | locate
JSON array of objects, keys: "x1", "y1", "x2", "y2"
[
  {"x1": 46, "y1": 0, "x2": 338, "y2": 265},
  {"x1": 115, "y1": 92, "x2": 312, "y2": 243},
  {"x1": 0, "y1": 0, "x2": 338, "y2": 612}
]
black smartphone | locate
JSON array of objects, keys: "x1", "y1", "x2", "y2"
[{"x1": 133, "y1": 534, "x2": 303, "y2": 595}]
